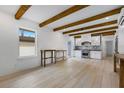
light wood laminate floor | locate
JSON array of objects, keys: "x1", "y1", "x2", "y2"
[{"x1": 0, "y1": 57, "x2": 119, "y2": 88}]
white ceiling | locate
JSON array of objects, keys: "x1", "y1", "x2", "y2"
[
  {"x1": 69, "y1": 24, "x2": 117, "y2": 35},
  {"x1": 0, "y1": 5, "x2": 122, "y2": 35},
  {"x1": 48, "y1": 5, "x2": 120, "y2": 28},
  {"x1": 24, "y1": 5, "x2": 72, "y2": 23},
  {"x1": 0, "y1": 5, "x2": 19, "y2": 15},
  {"x1": 60, "y1": 14, "x2": 119, "y2": 32}
]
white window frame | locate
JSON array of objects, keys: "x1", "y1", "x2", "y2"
[{"x1": 18, "y1": 27, "x2": 37, "y2": 58}]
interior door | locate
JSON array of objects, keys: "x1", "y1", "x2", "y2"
[
  {"x1": 106, "y1": 41, "x2": 113, "y2": 56},
  {"x1": 67, "y1": 41, "x2": 71, "y2": 57}
]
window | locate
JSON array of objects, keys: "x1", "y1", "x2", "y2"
[{"x1": 19, "y1": 28, "x2": 36, "y2": 57}]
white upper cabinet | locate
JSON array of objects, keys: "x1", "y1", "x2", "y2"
[{"x1": 91, "y1": 36, "x2": 101, "y2": 45}]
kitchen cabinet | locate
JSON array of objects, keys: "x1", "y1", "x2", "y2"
[
  {"x1": 91, "y1": 36, "x2": 101, "y2": 45},
  {"x1": 90, "y1": 51, "x2": 102, "y2": 59},
  {"x1": 74, "y1": 50, "x2": 82, "y2": 58}
]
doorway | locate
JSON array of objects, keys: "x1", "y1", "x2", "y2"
[
  {"x1": 106, "y1": 41, "x2": 113, "y2": 56},
  {"x1": 67, "y1": 41, "x2": 72, "y2": 57}
]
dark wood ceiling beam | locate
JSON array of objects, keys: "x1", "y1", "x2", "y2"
[
  {"x1": 15, "y1": 5, "x2": 31, "y2": 20},
  {"x1": 91, "y1": 31, "x2": 116, "y2": 36},
  {"x1": 74, "y1": 35, "x2": 81, "y2": 38},
  {"x1": 69, "y1": 26, "x2": 118, "y2": 36},
  {"x1": 39, "y1": 5, "x2": 89, "y2": 27},
  {"x1": 102, "y1": 31, "x2": 116, "y2": 36},
  {"x1": 54, "y1": 7, "x2": 123, "y2": 31},
  {"x1": 63, "y1": 20, "x2": 117, "y2": 34}
]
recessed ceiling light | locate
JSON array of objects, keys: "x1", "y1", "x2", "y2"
[{"x1": 105, "y1": 17, "x2": 109, "y2": 19}]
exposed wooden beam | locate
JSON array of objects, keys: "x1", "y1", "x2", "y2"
[
  {"x1": 39, "y1": 5, "x2": 89, "y2": 27},
  {"x1": 102, "y1": 31, "x2": 116, "y2": 36},
  {"x1": 15, "y1": 5, "x2": 31, "y2": 19},
  {"x1": 69, "y1": 26, "x2": 118, "y2": 36},
  {"x1": 74, "y1": 35, "x2": 81, "y2": 38},
  {"x1": 54, "y1": 7, "x2": 123, "y2": 31},
  {"x1": 91, "y1": 31, "x2": 116, "y2": 36},
  {"x1": 63, "y1": 20, "x2": 117, "y2": 34}
]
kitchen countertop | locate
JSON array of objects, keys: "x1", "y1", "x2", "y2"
[{"x1": 90, "y1": 50, "x2": 102, "y2": 51}]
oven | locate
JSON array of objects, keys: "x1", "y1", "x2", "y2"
[{"x1": 82, "y1": 49, "x2": 90, "y2": 58}]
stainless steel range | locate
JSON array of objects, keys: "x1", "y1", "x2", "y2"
[
  {"x1": 82, "y1": 49, "x2": 90, "y2": 58},
  {"x1": 81, "y1": 41, "x2": 91, "y2": 58}
]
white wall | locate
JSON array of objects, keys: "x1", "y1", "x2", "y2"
[
  {"x1": 0, "y1": 10, "x2": 67, "y2": 76},
  {"x1": 0, "y1": 11, "x2": 18, "y2": 75},
  {"x1": 15, "y1": 19, "x2": 40, "y2": 73},
  {"x1": 37, "y1": 26, "x2": 67, "y2": 62},
  {"x1": 118, "y1": 26, "x2": 124, "y2": 54},
  {"x1": 37, "y1": 27, "x2": 67, "y2": 50}
]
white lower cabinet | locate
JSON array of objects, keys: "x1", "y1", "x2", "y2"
[
  {"x1": 74, "y1": 50, "x2": 82, "y2": 59},
  {"x1": 90, "y1": 51, "x2": 102, "y2": 59}
]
